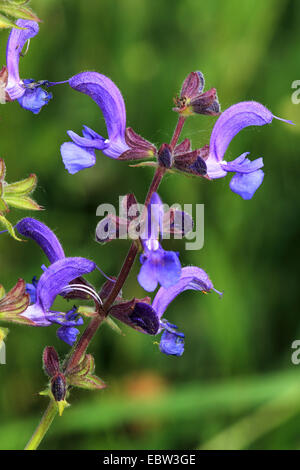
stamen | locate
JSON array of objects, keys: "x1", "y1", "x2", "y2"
[
  {"x1": 212, "y1": 287, "x2": 223, "y2": 297},
  {"x1": 46, "y1": 80, "x2": 70, "y2": 87},
  {"x1": 95, "y1": 265, "x2": 116, "y2": 283},
  {"x1": 0, "y1": 224, "x2": 17, "y2": 235}
]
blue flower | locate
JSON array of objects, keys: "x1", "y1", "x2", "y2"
[
  {"x1": 25, "y1": 276, "x2": 38, "y2": 303},
  {"x1": 205, "y1": 101, "x2": 293, "y2": 199},
  {"x1": 16, "y1": 217, "x2": 96, "y2": 345},
  {"x1": 138, "y1": 193, "x2": 182, "y2": 292},
  {"x1": 159, "y1": 321, "x2": 185, "y2": 356},
  {"x1": 138, "y1": 243, "x2": 181, "y2": 292},
  {"x1": 5, "y1": 20, "x2": 52, "y2": 113},
  {"x1": 48, "y1": 307, "x2": 84, "y2": 346},
  {"x1": 110, "y1": 266, "x2": 220, "y2": 357},
  {"x1": 17, "y1": 80, "x2": 52, "y2": 114},
  {"x1": 61, "y1": 72, "x2": 128, "y2": 174},
  {"x1": 152, "y1": 266, "x2": 222, "y2": 356}
]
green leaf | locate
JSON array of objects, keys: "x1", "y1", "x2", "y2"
[
  {"x1": 4, "y1": 173, "x2": 37, "y2": 196},
  {"x1": 68, "y1": 374, "x2": 107, "y2": 391},
  {"x1": 67, "y1": 354, "x2": 95, "y2": 378},
  {"x1": 0, "y1": 13, "x2": 25, "y2": 29},
  {"x1": 0, "y1": 195, "x2": 9, "y2": 214},
  {"x1": 77, "y1": 306, "x2": 98, "y2": 318},
  {"x1": 105, "y1": 316, "x2": 124, "y2": 335},
  {"x1": 0, "y1": 4, "x2": 40, "y2": 22},
  {"x1": 4, "y1": 195, "x2": 42, "y2": 211},
  {"x1": 0, "y1": 215, "x2": 22, "y2": 241},
  {"x1": 57, "y1": 400, "x2": 70, "y2": 417}
]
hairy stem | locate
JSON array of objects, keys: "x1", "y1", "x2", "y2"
[
  {"x1": 25, "y1": 401, "x2": 57, "y2": 450},
  {"x1": 170, "y1": 116, "x2": 185, "y2": 150},
  {"x1": 64, "y1": 311, "x2": 104, "y2": 375}
]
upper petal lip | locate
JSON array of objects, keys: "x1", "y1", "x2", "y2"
[
  {"x1": 6, "y1": 19, "x2": 40, "y2": 100},
  {"x1": 69, "y1": 72, "x2": 127, "y2": 142}
]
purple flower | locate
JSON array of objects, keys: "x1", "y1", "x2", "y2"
[
  {"x1": 138, "y1": 193, "x2": 181, "y2": 292},
  {"x1": 5, "y1": 20, "x2": 52, "y2": 114},
  {"x1": 126, "y1": 266, "x2": 219, "y2": 356},
  {"x1": 104, "y1": 265, "x2": 219, "y2": 357},
  {"x1": 48, "y1": 307, "x2": 84, "y2": 346},
  {"x1": 205, "y1": 101, "x2": 293, "y2": 199},
  {"x1": 159, "y1": 322, "x2": 185, "y2": 356},
  {"x1": 25, "y1": 276, "x2": 38, "y2": 303},
  {"x1": 16, "y1": 217, "x2": 96, "y2": 345},
  {"x1": 60, "y1": 72, "x2": 128, "y2": 174},
  {"x1": 152, "y1": 266, "x2": 220, "y2": 356}
]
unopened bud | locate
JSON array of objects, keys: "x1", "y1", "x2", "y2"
[
  {"x1": 158, "y1": 143, "x2": 172, "y2": 168},
  {"x1": 51, "y1": 373, "x2": 67, "y2": 403},
  {"x1": 43, "y1": 346, "x2": 60, "y2": 377}
]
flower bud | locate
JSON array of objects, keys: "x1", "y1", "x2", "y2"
[
  {"x1": 51, "y1": 373, "x2": 67, "y2": 403},
  {"x1": 43, "y1": 346, "x2": 60, "y2": 377},
  {"x1": 158, "y1": 144, "x2": 172, "y2": 168},
  {"x1": 50, "y1": 373, "x2": 69, "y2": 416}
]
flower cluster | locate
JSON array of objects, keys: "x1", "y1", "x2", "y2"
[{"x1": 0, "y1": 17, "x2": 293, "y2": 429}]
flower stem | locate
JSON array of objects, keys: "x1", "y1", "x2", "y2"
[
  {"x1": 170, "y1": 116, "x2": 186, "y2": 150},
  {"x1": 24, "y1": 400, "x2": 57, "y2": 450},
  {"x1": 24, "y1": 166, "x2": 166, "y2": 450},
  {"x1": 64, "y1": 312, "x2": 104, "y2": 374}
]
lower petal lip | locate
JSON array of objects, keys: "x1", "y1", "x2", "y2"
[
  {"x1": 205, "y1": 158, "x2": 227, "y2": 178},
  {"x1": 5, "y1": 82, "x2": 25, "y2": 101}
]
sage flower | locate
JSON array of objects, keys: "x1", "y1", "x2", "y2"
[
  {"x1": 138, "y1": 193, "x2": 181, "y2": 292},
  {"x1": 126, "y1": 266, "x2": 219, "y2": 356},
  {"x1": 205, "y1": 101, "x2": 293, "y2": 199},
  {"x1": 4, "y1": 20, "x2": 52, "y2": 114},
  {"x1": 152, "y1": 266, "x2": 220, "y2": 356},
  {"x1": 16, "y1": 218, "x2": 96, "y2": 345},
  {"x1": 61, "y1": 72, "x2": 128, "y2": 174}
]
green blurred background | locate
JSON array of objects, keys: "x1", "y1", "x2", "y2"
[{"x1": 0, "y1": 0, "x2": 300, "y2": 450}]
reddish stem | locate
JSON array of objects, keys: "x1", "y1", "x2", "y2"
[
  {"x1": 170, "y1": 116, "x2": 186, "y2": 150},
  {"x1": 64, "y1": 313, "x2": 103, "y2": 374},
  {"x1": 65, "y1": 166, "x2": 166, "y2": 372}
]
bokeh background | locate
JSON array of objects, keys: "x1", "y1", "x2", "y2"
[{"x1": 0, "y1": 0, "x2": 300, "y2": 450}]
